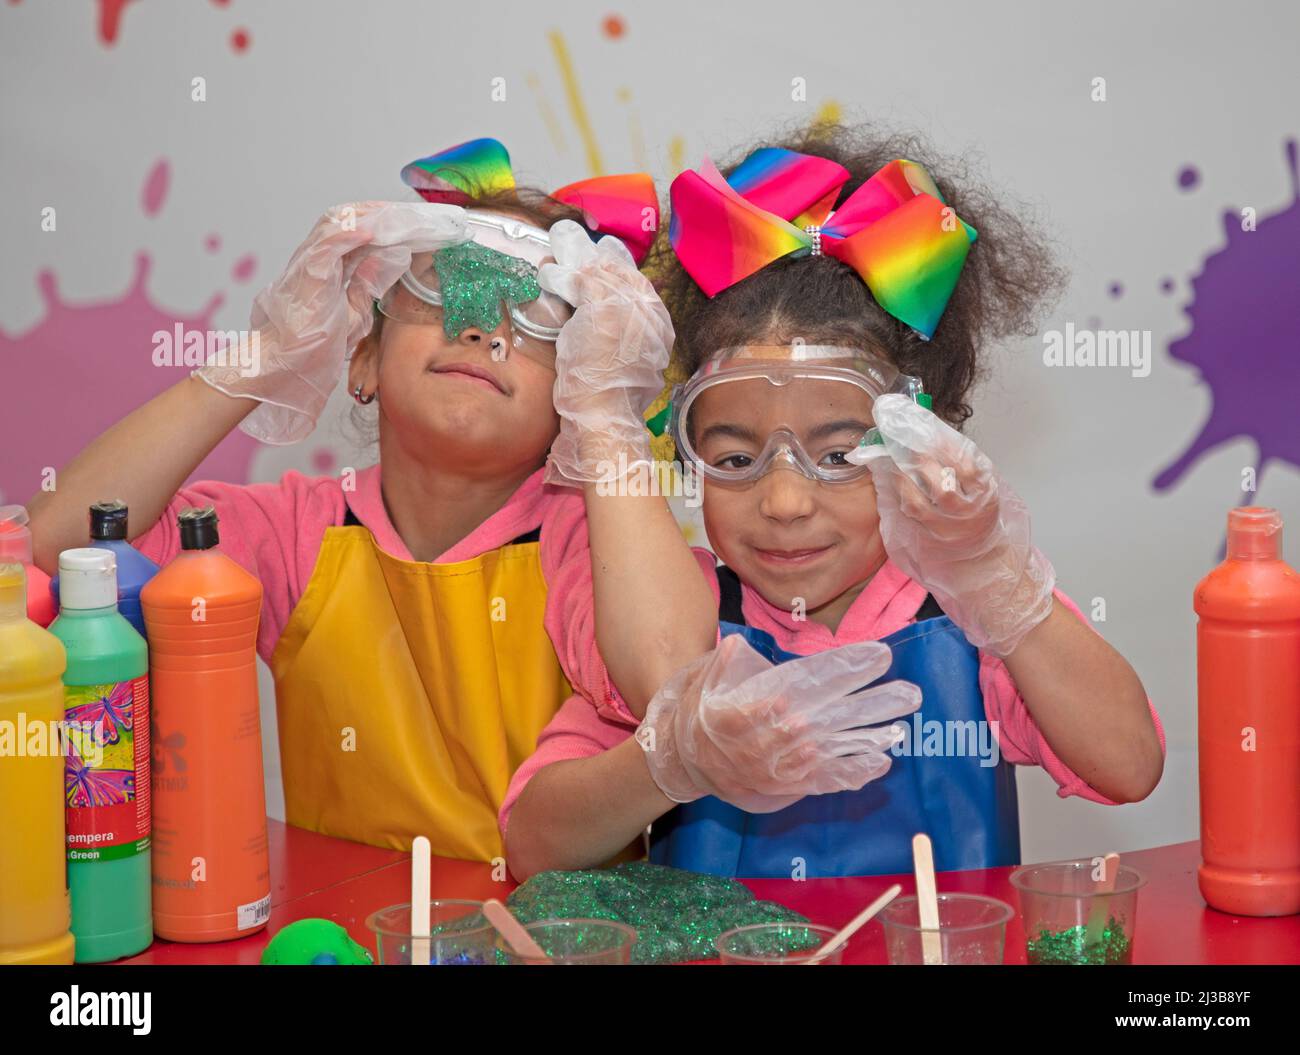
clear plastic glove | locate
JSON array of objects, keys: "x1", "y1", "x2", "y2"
[
  {"x1": 196, "y1": 200, "x2": 468, "y2": 445},
  {"x1": 639, "y1": 633, "x2": 922, "y2": 814},
  {"x1": 853, "y1": 393, "x2": 1056, "y2": 658},
  {"x1": 538, "y1": 220, "x2": 673, "y2": 486}
]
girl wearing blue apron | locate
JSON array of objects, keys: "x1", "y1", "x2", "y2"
[
  {"x1": 649, "y1": 567, "x2": 1021, "y2": 878},
  {"x1": 502, "y1": 141, "x2": 1162, "y2": 881}
]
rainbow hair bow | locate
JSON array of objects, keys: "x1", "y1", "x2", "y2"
[
  {"x1": 669, "y1": 147, "x2": 977, "y2": 339},
  {"x1": 401, "y1": 137, "x2": 660, "y2": 265}
]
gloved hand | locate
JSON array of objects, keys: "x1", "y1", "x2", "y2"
[
  {"x1": 196, "y1": 200, "x2": 468, "y2": 445},
  {"x1": 639, "y1": 633, "x2": 922, "y2": 814},
  {"x1": 538, "y1": 220, "x2": 673, "y2": 486},
  {"x1": 853, "y1": 394, "x2": 1056, "y2": 657}
]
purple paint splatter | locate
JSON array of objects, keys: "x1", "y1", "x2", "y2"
[
  {"x1": 1178, "y1": 165, "x2": 1200, "y2": 191},
  {"x1": 1153, "y1": 140, "x2": 1300, "y2": 500}
]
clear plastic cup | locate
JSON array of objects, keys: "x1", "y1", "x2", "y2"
[
  {"x1": 1010, "y1": 859, "x2": 1145, "y2": 965},
  {"x1": 879, "y1": 893, "x2": 1013, "y2": 964},
  {"x1": 494, "y1": 918, "x2": 637, "y2": 964},
  {"x1": 715, "y1": 923, "x2": 843, "y2": 965},
  {"x1": 365, "y1": 900, "x2": 494, "y2": 965}
]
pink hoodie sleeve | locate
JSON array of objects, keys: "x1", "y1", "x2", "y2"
[
  {"x1": 979, "y1": 588, "x2": 1166, "y2": 804},
  {"x1": 498, "y1": 692, "x2": 638, "y2": 838},
  {"x1": 539, "y1": 486, "x2": 719, "y2": 725},
  {"x1": 130, "y1": 471, "x2": 344, "y2": 663}
]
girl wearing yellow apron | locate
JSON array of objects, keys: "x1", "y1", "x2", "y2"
[{"x1": 27, "y1": 139, "x2": 669, "y2": 861}]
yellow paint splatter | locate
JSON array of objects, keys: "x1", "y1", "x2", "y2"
[
  {"x1": 812, "y1": 99, "x2": 842, "y2": 131},
  {"x1": 548, "y1": 30, "x2": 603, "y2": 176},
  {"x1": 622, "y1": 91, "x2": 647, "y2": 172},
  {"x1": 526, "y1": 71, "x2": 568, "y2": 154},
  {"x1": 668, "y1": 135, "x2": 686, "y2": 176}
]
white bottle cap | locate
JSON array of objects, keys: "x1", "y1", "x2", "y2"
[{"x1": 58, "y1": 548, "x2": 119, "y2": 610}]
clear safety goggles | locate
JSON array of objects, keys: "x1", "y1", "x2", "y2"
[
  {"x1": 375, "y1": 212, "x2": 573, "y2": 344},
  {"x1": 670, "y1": 345, "x2": 913, "y2": 484}
]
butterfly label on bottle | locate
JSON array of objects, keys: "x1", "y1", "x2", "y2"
[{"x1": 63, "y1": 676, "x2": 151, "y2": 862}]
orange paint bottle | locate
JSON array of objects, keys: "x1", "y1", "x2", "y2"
[
  {"x1": 140, "y1": 507, "x2": 270, "y2": 941},
  {"x1": 1196, "y1": 506, "x2": 1300, "y2": 916}
]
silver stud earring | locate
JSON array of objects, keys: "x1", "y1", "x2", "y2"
[{"x1": 353, "y1": 384, "x2": 376, "y2": 405}]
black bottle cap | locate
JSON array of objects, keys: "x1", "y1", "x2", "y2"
[
  {"x1": 89, "y1": 500, "x2": 129, "y2": 541},
  {"x1": 177, "y1": 506, "x2": 220, "y2": 551}
]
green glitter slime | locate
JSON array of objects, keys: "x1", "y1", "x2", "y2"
[
  {"x1": 1026, "y1": 915, "x2": 1132, "y2": 965},
  {"x1": 505, "y1": 861, "x2": 810, "y2": 965},
  {"x1": 432, "y1": 241, "x2": 540, "y2": 339}
]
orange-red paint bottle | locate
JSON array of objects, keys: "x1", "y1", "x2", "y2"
[
  {"x1": 1196, "y1": 507, "x2": 1300, "y2": 916},
  {"x1": 141, "y1": 507, "x2": 269, "y2": 941}
]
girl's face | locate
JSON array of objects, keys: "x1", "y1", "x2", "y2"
[
  {"x1": 691, "y1": 370, "x2": 890, "y2": 627},
  {"x1": 349, "y1": 225, "x2": 560, "y2": 478}
]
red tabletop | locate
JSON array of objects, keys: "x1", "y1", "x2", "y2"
[{"x1": 121, "y1": 820, "x2": 1300, "y2": 965}]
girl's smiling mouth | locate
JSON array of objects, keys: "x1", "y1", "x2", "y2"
[
  {"x1": 750, "y1": 543, "x2": 836, "y2": 567},
  {"x1": 429, "y1": 361, "x2": 509, "y2": 395}
]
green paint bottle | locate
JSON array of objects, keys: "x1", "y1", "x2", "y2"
[{"x1": 48, "y1": 548, "x2": 152, "y2": 962}]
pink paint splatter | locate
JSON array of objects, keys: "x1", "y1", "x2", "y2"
[
  {"x1": 95, "y1": 0, "x2": 137, "y2": 45},
  {"x1": 0, "y1": 164, "x2": 259, "y2": 507},
  {"x1": 231, "y1": 27, "x2": 250, "y2": 52},
  {"x1": 204, "y1": 233, "x2": 222, "y2": 253},
  {"x1": 141, "y1": 159, "x2": 169, "y2": 217},
  {"x1": 231, "y1": 253, "x2": 257, "y2": 283},
  {"x1": 311, "y1": 449, "x2": 336, "y2": 473}
]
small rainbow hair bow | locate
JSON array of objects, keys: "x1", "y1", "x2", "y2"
[
  {"x1": 401, "y1": 138, "x2": 660, "y2": 264},
  {"x1": 668, "y1": 147, "x2": 977, "y2": 339}
]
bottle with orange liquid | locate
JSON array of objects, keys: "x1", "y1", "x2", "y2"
[
  {"x1": 0, "y1": 561, "x2": 75, "y2": 964},
  {"x1": 1196, "y1": 506, "x2": 1300, "y2": 916},
  {"x1": 141, "y1": 506, "x2": 270, "y2": 941}
]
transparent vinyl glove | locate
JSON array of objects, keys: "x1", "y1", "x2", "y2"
[
  {"x1": 853, "y1": 394, "x2": 1056, "y2": 658},
  {"x1": 196, "y1": 200, "x2": 468, "y2": 444},
  {"x1": 639, "y1": 633, "x2": 922, "y2": 814},
  {"x1": 538, "y1": 220, "x2": 673, "y2": 486}
]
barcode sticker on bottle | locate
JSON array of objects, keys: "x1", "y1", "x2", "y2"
[{"x1": 237, "y1": 892, "x2": 271, "y2": 930}]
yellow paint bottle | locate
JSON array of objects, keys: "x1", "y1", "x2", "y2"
[{"x1": 0, "y1": 561, "x2": 75, "y2": 964}]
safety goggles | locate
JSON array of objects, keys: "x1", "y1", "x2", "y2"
[
  {"x1": 670, "y1": 345, "x2": 910, "y2": 484},
  {"x1": 375, "y1": 211, "x2": 573, "y2": 345}
]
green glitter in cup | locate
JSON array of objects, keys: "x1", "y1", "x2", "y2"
[{"x1": 1026, "y1": 915, "x2": 1132, "y2": 965}]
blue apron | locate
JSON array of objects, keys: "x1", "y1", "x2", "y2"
[{"x1": 649, "y1": 568, "x2": 1021, "y2": 878}]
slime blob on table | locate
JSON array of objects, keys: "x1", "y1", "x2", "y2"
[{"x1": 260, "y1": 919, "x2": 373, "y2": 965}]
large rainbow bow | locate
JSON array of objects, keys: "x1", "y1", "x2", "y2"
[
  {"x1": 401, "y1": 137, "x2": 659, "y2": 265},
  {"x1": 669, "y1": 147, "x2": 977, "y2": 339}
]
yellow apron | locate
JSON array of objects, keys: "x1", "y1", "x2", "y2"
[{"x1": 270, "y1": 514, "x2": 571, "y2": 861}]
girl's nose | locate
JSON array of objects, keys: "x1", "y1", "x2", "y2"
[
  {"x1": 756, "y1": 467, "x2": 818, "y2": 524},
  {"x1": 458, "y1": 315, "x2": 513, "y2": 359}
]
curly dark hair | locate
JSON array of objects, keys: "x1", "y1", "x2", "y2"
[{"x1": 646, "y1": 123, "x2": 1067, "y2": 426}]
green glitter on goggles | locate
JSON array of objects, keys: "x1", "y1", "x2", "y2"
[{"x1": 430, "y1": 241, "x2": 542, "y2": 339}]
